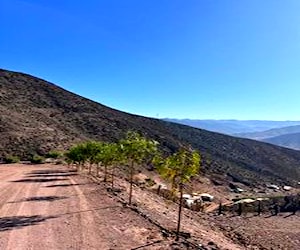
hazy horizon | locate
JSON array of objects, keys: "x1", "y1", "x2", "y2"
[{"x1": 163, "y1": 118, "x2": 300, "y2": 122}]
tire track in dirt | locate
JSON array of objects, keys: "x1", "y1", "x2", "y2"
[
  {"x1": 68, "y1": 174, "x2": 168, "y2": 249},
  {"x1": 0, "y1": 165, "x2": 172, "y2": 249},
  {"x1": 34, "y1": 172, "x2": 87, "y2": 250},
  {"x1": 67, "y1": 176, "x2": 110, "y2": 249},
  {"x1": 0, "y1": 170, "x2": 28, "y2": 210},
  {"x1": 3, "y1": 173, "x2": 44, "y2": 249},
  {"x1": 48, "y1": 177, "x2": 85, "y2": 250},
  {"x1": 2, "y1": 166, "x2": 107, "y2": 250},
  {"x1": 0, "y1": 167, "x2": 39, "y2": 216},
  {"x1": 0, "y1": 166, "x2": 72, "y2": 249}
]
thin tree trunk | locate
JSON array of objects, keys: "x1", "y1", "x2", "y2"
[
  {"x1": 171, "y1": 177, "x2": 176, "y2": 190},
  {"x1": 257, "y1": 200, "x2": 261, "y2": 216},
  {"x1": 89, "y1": 162, "x2": 92, "y2": 174},
  {"x1": 129, "y1": 160, "x2": 134, "y2": 205},
  {"x1": 111, "y1": 167, "x2": 114, "y2": 189},
  {"x1": 218, "y1": 202, "x2": 222, "y2": 215},
  {"x1": 80, "y1": 162, "x2": 85, "y2": 172},
  {"x1": 238, "y1": 203, "x2": 242, "y2": 216},
  {"x1": 176, "y1": 183, "x2": 183, "y2": 241},
  {"x1": 104, "y1": 164, "x2": 108, "y2": 182},
  {"x1": 157, "y1": 185, "x2": 161, "y2": 195},
  {"x1": 96, "y1": 163, "x2": 100, "y2": 177}
]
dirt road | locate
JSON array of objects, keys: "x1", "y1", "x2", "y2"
[{"x1": 0, "y1": 164, "x2": 167, "y2": 250}]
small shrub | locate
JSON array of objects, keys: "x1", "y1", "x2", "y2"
[
  {"x1": 145, "y1": 177, "x2": 156, "y2": 187},
  {"x1": 45, "y1": 151, "x2": 62, "y2": 159},
  {"x1": 55, "y1": 160, "x2": 65, "y2": 165},
  {"x1": 3, "y1": 155, "x2": 20, "y2": 164},
  {"x1": 30, "y1": 155, "x2": 45, "y2": 164}
]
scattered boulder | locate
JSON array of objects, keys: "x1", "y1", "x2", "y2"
[
  {"x1": 229, "y1": 183, "x2": 244, "y2": 193},
  {"x1": 200, "y1": 193, "x2": 214, "y2": 202},
  {"x1": 185, "y1": 198, "x2": 195, "y2": 208},
  {"x1": 133, "y1": 173, "x2": 156, "y2": 187},
  {"x1": 267, "y1": 184, "x2": 280, "y2": 190},
  {"x1": 283, "y1": 186, "x2": 292, "y2": 191},
  {"x1": 234, "y1": 187, "x2": 244, "y2": 193},
  {"x1": 235, "y1": 198, "x2": 255, "y2": 204},
  {"x1": 211, "y1": 179, "x2": 223, "y2": 186},
  {"x1": 183, "y1": 194, "x2": 192, "y2": 199},
  {"x1": 256, "y1": 197, "x2": 269, "y2": 201},
  {"x1": 229, "y1": 182, "x2": 238, "y2": 189},
  {"x1": 133, "y1": 173, "x2": 149, "y2": 184},
  {"x1": 183, "y1": 197, "x2": 203, "y2": 211}
]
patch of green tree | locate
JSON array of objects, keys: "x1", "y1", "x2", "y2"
[
  {"x1": 65, "y1": 131, "x2": 201, "y2": 241},
  {"x1": 45, "y1": 150, "x2": 63, "y2": 159},
  {"x1": 153, "y1": 149, "x2": 200, "y2": 240},
  {"x1": 30, "y1": 154, "x2": 45, "y2": 164},
  {"x1": 3, "y1": 155, "x2": 20, "y2": 164}
]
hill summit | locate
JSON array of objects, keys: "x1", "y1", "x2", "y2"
[{"x1": 1, "y1": 68, "x2": 300, "y2": 186}]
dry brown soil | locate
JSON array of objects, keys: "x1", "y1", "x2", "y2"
[
  {"x1": 0, "y1": 164, "x2": 172, "y2": 250},
  {"x1": 1, "y1": 164, "x2": 299, "y2": 250}
]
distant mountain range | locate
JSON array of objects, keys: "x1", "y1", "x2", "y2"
[
  {"x1": 235, "y1": 125, "x2": 300, "y2": 150},
  {"x1": 262, "y1": 132, "x2": 300, "y2": 150},
  {"x1": 164, "y1": 119, "x2": 300, "y2": 150},
  {"x1": 234, "y1": 125, "x2": 300, "y2": 139},
  {"x1": 163, "y1": 119, "x2": 300, "y2": 135}
]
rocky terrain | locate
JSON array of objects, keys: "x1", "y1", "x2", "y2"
[
  {"x1": 1, "y1": 163, "x2": 299, "y2": 250},
  {"x1": 1, "y1": 68, "x2": 300, "y2": 188},
  {"x1": 1, "y1": 68, "x2": 300, "y2": 249}
]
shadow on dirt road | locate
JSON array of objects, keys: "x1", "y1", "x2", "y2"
[
  {"x1": 8, "y1": 196, "x2": 68, "y2": 203},
  {"x1": 0, "y1": 215, "x2": 57, "y2": 232}
]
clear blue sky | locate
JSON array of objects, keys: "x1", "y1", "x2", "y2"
[{"x1": 1, "y1": 0, "x2": 300, "y2": 120}]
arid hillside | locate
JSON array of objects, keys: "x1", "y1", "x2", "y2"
[{"x1": 1, "y1": 69, "x2": 300, "y2": 186}]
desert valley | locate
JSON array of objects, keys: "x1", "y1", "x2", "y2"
[{"x1": 0, "y1": 69, "x2": 299, "y2": 249}]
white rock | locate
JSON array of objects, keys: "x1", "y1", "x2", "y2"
[
  {"x1": 200, "y1": 193, "x2": 214, "y2": 202},
  {"x1": 268, "y1": 184, "x2": 280, "y2": 190},
  {"x1": 283, "y1": 185, "x2": 292, "y2": 191},
  {"x1": 235, "y1": 198, "x2": 255, "y2": 204},
  {"x1": 235, "y1": 188, "x2": 244, "y2": 193},
  {"x1": 256, "y1": 197, "x2": 269, "y2": 201},
  {"x1": 182, "y1": 194, "x2": 192, "y2": 199},
  {"x1": 185, "y1": 199, "x2": 194, "y2": 208}
]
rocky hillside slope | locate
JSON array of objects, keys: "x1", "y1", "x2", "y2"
[{"x1": 1, "y1": 69, "x2": 300, "y2": 186}]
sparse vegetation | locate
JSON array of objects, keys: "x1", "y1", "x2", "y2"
[
  {"x1": 95, "y1": 142, "x2": 122, "y2": 187},
  {"x1": 30, "y1": 155, "x2": 45, "y2": 164},
  {"x1": 1, "y1": 68, "x2": 300, "y2": 188},
  {"x1": 3, "y1": 155, "x2": 20, "y2": 164},
  {"x1": 65, "y1": 143, "x2": 88, "y2": 170},
  {"x1": 1, "y1": 70, "x2": 300, "y2": 249},
  {"x1": 154, "y1": 149, "x2": 200, "y2": 240},
  {"x1": 119, "y1": 131, "x2": 158, "y2": 204},
  {"x1": 45, "y1": 150, "x2": 62, "y2": 159}
]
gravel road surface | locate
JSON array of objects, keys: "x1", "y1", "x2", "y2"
[{"x1": 0, "y1": 164, "x2": 166, "y2": 250}]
